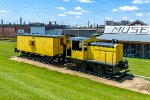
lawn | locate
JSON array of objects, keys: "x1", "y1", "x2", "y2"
[
  {"x1": 0, "y1": 41, "x2": 150, "y2": 100},
  {"x1": 128, "y1": 58, "x2": 150, "y2": 77}
]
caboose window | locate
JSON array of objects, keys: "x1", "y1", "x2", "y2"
[{"x1": 72, "y1": 41, "x2": 82, "y2": 51}]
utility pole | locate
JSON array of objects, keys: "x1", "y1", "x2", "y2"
[
  {"x1": 1, "y1": 19, "x2": 4, "y2": 37},
  {"x1": 62, "y1": 22, "x2": 64, "y2": 35},
  {"x1": 88, "y1": 20, "x2": 90, "y2": 28},
  {"x1": 20, "y1": 17, "x2": 22, "y2": 25}
]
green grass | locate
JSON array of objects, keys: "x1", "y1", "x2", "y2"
[
  {"x1": 128, "y1": 58, "x2": 150, "y2": 77},
  {"x1": 0, "y1": 41, "x2": 150, "y2": 100}
]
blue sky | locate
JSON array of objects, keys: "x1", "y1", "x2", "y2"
[{"x1": 0, "y1": 0, "x2": 150, "y2": 26}]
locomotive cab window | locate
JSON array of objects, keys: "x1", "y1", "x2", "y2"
[{"x1": 72, "y1": 41, "x2": 82, "y2": 51}]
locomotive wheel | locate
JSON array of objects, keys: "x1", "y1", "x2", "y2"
[
  {"x1": 95, "y1": 64, "x2": 105, "y2": 75},
  {"x1": 75, "y1": 61, "x2": 86, "y2": 71},
  {"x1": 80, "y1": 62, "x2": 86, "y2": 72},
  {"x1": 86, "y1": 62, "x2": 95, "y2": 73}
]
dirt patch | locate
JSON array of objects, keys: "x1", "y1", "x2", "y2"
[{"x1": 11, "y1": 56, "x2": 150, "y2": 95}]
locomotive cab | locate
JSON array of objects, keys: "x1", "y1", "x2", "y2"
[{"x1": 67, "y1": 37, "x2": 98, "y2": 60}]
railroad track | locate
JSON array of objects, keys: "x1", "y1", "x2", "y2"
[
  {"x1": 134, "y1": 74, "x2": 150, "y2": 80},
  {"x1": 19, "y1": 55, "x2": 132, "y2": 81}
]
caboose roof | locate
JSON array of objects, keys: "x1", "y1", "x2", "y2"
[{"x1": 17, "y1": 34, "x2": 64, "y2": 38}]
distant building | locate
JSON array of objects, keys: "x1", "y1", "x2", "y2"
[
  {"x1": 15, "y1": 25, "x2": 30, "y2": 34},
  {"x1": 46, "y1": 29, "x2": 62, "y2": 35},
  {"x1": 30, "y1": 23, "x2": 45, "y2": 35},
  {"x1": 128, "y1": 20, "x2": 147, "y2": 26},
  {"x1": 105, "y1": 20, "x2": 130, "y2": 26},
  {"x1": 99, "y1": 34, "x2": 150, "y2": 59},
  {"x1": 63, "y1": 28, "x2": 98, "y2": 37},
  {"x1": 0, "y1": 24, "x2": 29, "y2": 37},
  {"x1": 102, "y1": 20, "x2": 150, "y2": 59},
  {"x1": 0, "y1": 20, "x2": 71, "y2": 37},
  {"x1": 105, "y1": 20, "x2": 147, "y2": 26},
  {"x1": 45, "y1": 22, "x2": 70, "y2": 35},
  {"x1": 121, "y1": 21, "x2": 131, "y2": 25}
]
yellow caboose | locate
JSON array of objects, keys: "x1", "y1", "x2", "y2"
[{"x1": 15, "y1": 34, "x2": 67, "y2": 61}]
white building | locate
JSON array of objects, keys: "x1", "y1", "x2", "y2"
[
  {"x1": 45, "y1": 29, "x2": 62, "y2": 35},
  {"x1": 30, "y1": 26, "x2": 45, "y2": 35}
]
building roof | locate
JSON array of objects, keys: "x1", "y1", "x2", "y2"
[
  {"x1": 64, "y1": 28, "x2": 97, "y2": 31},
  {"x1": 29, "y1": 23, "x2": 45, "y2": 27},
  {"x1": 98, "y1": 34, "x2": 150, "y2": 43},
  {"x1": 128, "y1": 20, "x2": 147, "y2": 26},
  {"x1": 68, "y1": 37, "x2": 90, "y2": 41},
  {"x1": 105, "y1": 20, "x2": 147, "y2": 26}
]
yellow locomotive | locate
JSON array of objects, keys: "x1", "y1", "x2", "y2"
[{"x1": 15, "y1": 34, "x2": 129, "y2": 76}]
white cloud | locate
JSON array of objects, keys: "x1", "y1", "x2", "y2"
[
  {"x1": 0, "y1": 10, "x2": 9, "y2": 17},
  {"x1": 136, "y1": 12, "x2": 144, "y2": 16},
  {"x1": 112, "y1": 9, "x2": 118, "y2": 12},
  {"x1": 58, "y1": 14, "x2": 66, "y2": 17},
  {"x1": 75, "y1": 16, "x2": 81, "y2": 19},
  {"x1": 66, "y1": 11, "x2": 83, "y2": 15},
  {"x1": 132, "y1": 0, "x2": 150, "y2": 4},
  {"x1": 122, "y1": 16, "x2": 128, "y2": 20},
  {"x1": 77, "y1": 0, "x2": 94, "y2": 3},
  {"x1": 74, "y1": 6, "x2": 82, "y2": 10},
  {"x1": 0, "y1": 10, "x2": 9, "y2": 13},
  {"x1": 118, "y1": 6, "x2": 139, "y2": 11},
  {"x1": 62, "y1": 0, "x2": 70, "y2": 2},
  {"x1": 74, "y1": 7, "x2": 88, "y2": 13},
  {"x1": 58, "y1": 7, "x2": 88, "y2": 18},
  {"x1": 104, "y1": 17, "x2": 112, "y2": 20},
  {"x1": 56, "y1": 7, "x2": 66, "y2": 11},
  {"x1": 113, "y1": 6, "x2": 139, "y2": 12},
  {"x1": 57, "y1": 6, "x2": 88, "y2": 17}
]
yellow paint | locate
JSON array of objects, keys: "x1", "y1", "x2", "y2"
[
  {"x1": 17, "y1": 35, "x2": 124, "y2": 65},
  {"x1": 88, "y1": 44, "x2": 123, "y2": 64},
  {"x1": 70, "y1": 37, "x2": 98, "y2": 60},
  {"x1": 17, "y1": 35, "x2": 67, "y2": 57}
]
